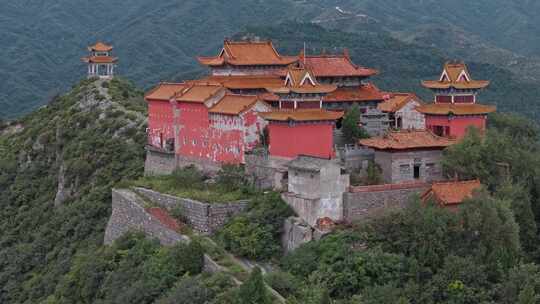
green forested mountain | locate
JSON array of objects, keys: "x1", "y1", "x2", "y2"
[
  {"x1": 4, "y1": 78, "x2": 540, "y2": 303},
  {"x1": 0, "y1": 78, "x2": 147, "y2": 302},
  {"x1": 3, "y1": 1, "x2": 540, "y2": 119}
]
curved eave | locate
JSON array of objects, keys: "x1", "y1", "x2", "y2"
[
  {"x1": 259, "y1": 111, "x2": 344, "y2": 122},
  {"x1": 267, "y1": 85, "x2": 337, "y2": 95},
  {"x1": 81, "y1": 56, "x2": 118, "y2": 63},
  {"x1": 421, "y1": 80, "x2": 490, "y2": 90},
  {"x1": 197, "y1": 56, "x2": 225, "y2": 66}
]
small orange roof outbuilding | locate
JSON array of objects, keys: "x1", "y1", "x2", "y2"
[
  {"x1": 421, "y1": 179, "x2": 482, "y2": 207},
  {"x1": 378, "y1": 93, "x2": 423, "y2": 113}
]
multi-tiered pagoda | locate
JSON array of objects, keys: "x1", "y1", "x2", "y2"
[{"x1": 417, "y1": 62, "x2": 496, "y2": 139}]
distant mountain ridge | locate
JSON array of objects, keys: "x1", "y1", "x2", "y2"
[{"x1": 2, "y1": 0, "x2": 540, "y2": 119}]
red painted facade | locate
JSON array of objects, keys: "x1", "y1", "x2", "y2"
[
  {"x1": 173, "y1": 102, "x2": 267, "y2": 164},
  {"x1": 267, "y1": 121, "x2": 335, "y2": 159},
  {"x1": 147, "y1": 100, "x2": 175, "y2": 148},
  {"x1": 425, "y1": 115, "x2": 486, "y2": 138}
]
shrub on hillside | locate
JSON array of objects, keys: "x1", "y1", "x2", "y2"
[
  {"x1": 172, "y1": 165, "x2": 204, "y2": 189},
  {"x1": 218, "y1": 192, "x2": 294, "y2": 260},
  {"x1": 216, "y1": 164, "x2": 248, "y2": 192},
  {"x1": 54, "y1": 233, "x2": 206, "y2": 303},
  {"x1": 264, "y1": 270, "x2": 301, "y2": 298},
  {"x1": 169, "y1": 241, "x2": 205, "y2": 275},
  {"x1": 238, "y1": 267, "x2": 271, "y2": 304}
]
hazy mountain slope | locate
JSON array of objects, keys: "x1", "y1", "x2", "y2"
[
  {"x1": 3, "y1": 0, "x2": 540, "y2": 119},
  {"x1": 312, "y1": 0, "x2": 540, "y2": 56},
  {"x1": 0, "y1": 0, "x2": 319, "y2": 118}
]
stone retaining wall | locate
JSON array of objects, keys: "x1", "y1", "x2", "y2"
[
  {"x1": 133, "y1": 187, "x2": 249, "y2": 234},
  {"x1": 144, "y1": 148, "x2": 177, "y2": 176},
  {"x1": 105, "y1": 189, "x2": 190, "y2": 246},
  {"x1": 105, "y1": 189, "x2": 285, "y2": 301},
  {"x1": 144, "y1": 148, "x2": 222, "y2": 176},
  {"x1": 343, "y1": 182, "x2": 429, "y2": 222},
  {"x1": 245, "y1": 154, "x2": 288, "y2": 190},
  {"x1": 105, "y1": 189, "x2": 224, "y2": 274}
]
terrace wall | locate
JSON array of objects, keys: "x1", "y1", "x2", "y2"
[
  {"x1": 133, "y1": 187, "x2": 249, "y2": 234},
  {"x1": 343, "y1": 182, "x2": 429, "y2": 222}
]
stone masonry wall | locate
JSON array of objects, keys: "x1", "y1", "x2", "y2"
[
  {"x1": 245, "y1": 153, "x2": 289, "y2": 190},
  {"x1": 144, "y1": 148, "x2": 176, "y2": 176},
  {"x1": 105, "y1": 189, "x2": 225, "y2": 274},
  {"x1": 133, "y1": 187, "x2": 248, "y2": 234},
  {"x1": 343, "y1": 182, "x2": 429, "y2": 222},
  {"x1": 105, "y1": 189, "x2": 190, "y2": 246},
  {"x1": 144, "y1": 148, "x2": 222, "y2": 176}
]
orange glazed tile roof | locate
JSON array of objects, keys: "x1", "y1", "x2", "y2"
[
  {"x1": 88, "y1": 42, "x2": 113, "y2": 52},
  {"x1": 416, "y1": 103, "x2": 496, "y2": 115},
  {"x1": 200, "y1": 75, "x2": 283, "y2": 90},
  {"x1": 302, "y1": 53, "x2": 378, "y2": 77},
  {"x1": 209, "y1": 94, "x2": 260, "y2": 115},
  {"x1": 323, "y1": 84, "x2": 385, "y2": 102},
  {"x1": 259, "y1": 92, "x2": 280, "y2": 102},
  {"x1": 145, "y1": 82, "x2": 187, "y2": 101},
  {"x1": 422, "y1": 61, "x2": 490, "y2": 90},
  {"x1": 421, "y1": 180, "x2": 482, "y2": 206},
  {"x1": 174, "y1": 84, "x2": 224, "y2": 103},
  {"x1": 81, "y1": 56, "x2": 118, "y2": 63},
  {"x1": 378, "y1": 93, "x2": 423, "y2": 113},
  {"x1": 359, "y1": 130, "x2": 455, "y2": 150},
  {"x1": 259, "y1": 109, "x2": 344, "y2": 122},
  {"x1": 198, "y1": 40, "x2": 298, "y2": 66},
  {"x1": 267, "y1": 67, "x2": 337, "y2": 94}
]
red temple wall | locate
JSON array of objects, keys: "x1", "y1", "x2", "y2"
[
  {"x1": 267, "y1": 122, "x2": 335, "y2": 159},
  {"x1": 147, "y1": 100, "x2": 175, "y2": 147},
  {"x1": 174, "y1": 103, "x2": 264, "y2": 164},
  {"x1": 425, "y1": 115, "x2": 486, "y2": 139}
]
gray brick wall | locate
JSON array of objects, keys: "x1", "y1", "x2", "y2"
[
  {"x1": 105, "y1": 189, "x2": 190, "y2": 246},
  {"x1": 144, "y1": 148, "x2": 222, "y2": 176},
  {"x1": 144, "y1": 148, "x2": 176, "y2": 176},
  {"x1": 133, "y1": 187, "x2": 249, "y2": 234},
  {"x1": 105, "y1": 189, "x2": 227, "y2": 274},
  {"x1": 343, "y1": 183, "x2": 429, "y2": 222}
]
